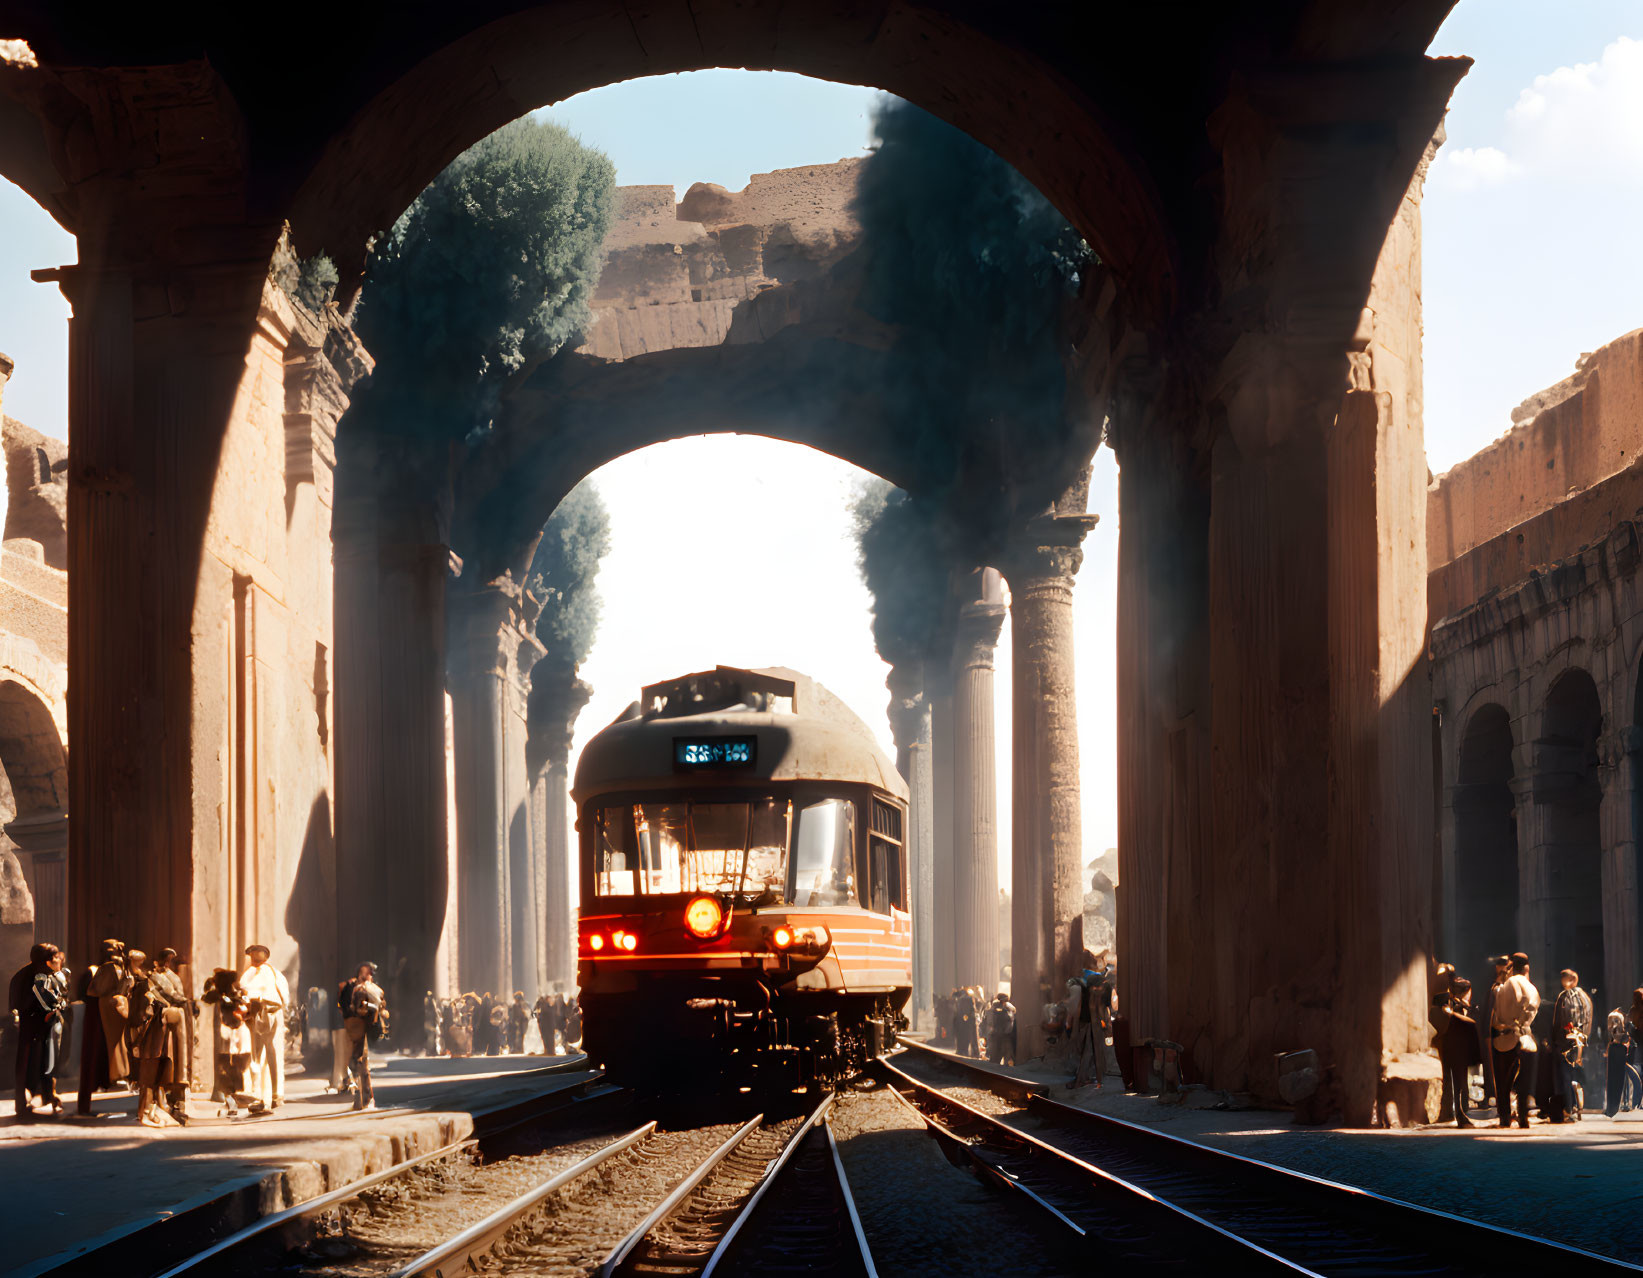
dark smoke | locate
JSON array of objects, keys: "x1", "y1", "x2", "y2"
[
  {"x1": 849, "y1": 98, "x2": 1092, "y2": 657},
  {"x1": 346, "y1": 118, "x2": 616, "y2": 446},
  {"x1": 850, "y1": 479, "x2": 958, "y2": 670},
  {"x1": 853, "y1": 99, "x2": 1091, "y2": 517}
]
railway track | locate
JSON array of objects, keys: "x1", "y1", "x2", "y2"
[
  {"x1": 380, "y1": 1092, "x2": 870, "y2": 1278},
  {"x1": 888, "y1": 1043, "x2": 1643, "y2": 1276}
]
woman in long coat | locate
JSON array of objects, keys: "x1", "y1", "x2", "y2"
[
  {"x1": 83, "y1": 939, "x2": 132, "y2": 1091},
  {"x1": 129, "y1": 950, "x2": 191, "y2": 1125}
]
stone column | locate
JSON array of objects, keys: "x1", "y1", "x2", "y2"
[
  {"x1": 333, "y1": 433, "x2": 452, "y2": 1017},
  {"x1": 1005, "y1": 510, "x2": 1097, "y2": 1059},
  {"x1": 951, "y1": 570, "x2": 1005, "y2": 992},
  {"x1": 931, "y1": 681, "x2": 956, "y2": 996},
  {"x1": 888, "y1": 661, "x2": 934, "y2": 1028},
  {"x1": 527, "y1": 662, "x2": 590, "y2": 994},
  {"x1": 1612, "y1": 728, "x2": 1643, "y2": 1011},
  {"x1": 448, "y1": 578, "x2": 540, "y2": 998}
]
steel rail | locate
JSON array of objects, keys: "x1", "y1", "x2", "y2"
[
  {"x1": 596, "y1": 1111, "x2": 766, "y2": 1278},
  {"x1": 389, "y1": 1121, "x2": 658, "y2": 1278},
  {"x1": 878, "y1": 1057, "x2": 1314, "y2": 1276},
  {"x1": 695, "y1": 1095, "x2": 875, "y2": 1278},
  {"x1": 150, "y1": 1069, "x2": 614, "y2": 1278},
  {"x1": 1026, "y1": 1093, "x2": 1643, "y2": 1275},
  {"x1": 893, "y1": 1035, "x2": 1047, "y2": 1102}
]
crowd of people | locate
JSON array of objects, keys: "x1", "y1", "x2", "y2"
[
  {"x1": 10, "y1": 935, "x2": 582, "y2": 1126},
  {"x1": 1431, "y1": 952, "x2": 1643, "y2": 1128},
  {"x1": 929, "y1": 951, "x2": 1116, "y2": 1091},
  {"x1": 7, "y1": 937, "x2": 291, "y2": 1125}
]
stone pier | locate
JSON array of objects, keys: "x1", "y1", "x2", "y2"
[
  {"x1": 1006, "y1": 505, "x2": 1097, "y2": 1058},
  {"x1": 332, "y1": 432, "x2": 452, "y2": 1014},
  {"x1": 951, "y1": 570, "x2": 1005, "y2": 992}
]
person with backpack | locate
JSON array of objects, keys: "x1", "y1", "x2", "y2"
[{"x1": 344, "y1": 966, "x2": 388, "y2": 1111}]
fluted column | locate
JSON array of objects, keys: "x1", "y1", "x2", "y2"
[
  {"x1": 931, "y1": 680, "x2": 956, "y2": 996},
  {"x1": 528, "y1": 662, "x2": 590, "y2": 995},
  {"x1": 1006, "y1": 512, "x2": 1096, "y2": 1059},
  {"x1": 888, "y1": 662, "x2": 934, "y2": 1028},
  {"x1": 952, "y1": 569, "x2": 1006, "y2": 992},
  {"x1": 448, "y1": 579, "x2": 539, "y2": 999}
]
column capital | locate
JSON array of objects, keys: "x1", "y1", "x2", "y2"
[
  {"x1": 954, "y1": 572, "x2": 1006, "y2": 672},
  {"x1": 1005, "y1": 512, "x2": 1100, "y2": 586}
]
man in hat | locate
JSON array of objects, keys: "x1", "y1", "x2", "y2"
[
  {"x1": 239, "y1": 943, "x2": 290, "y2": 1112},
  {"x1": 1491, "y1": 952, "x2": 1540, "y2": 1128},
  {"x1": 1439, "y1": 976, "x2": 1481, "y2": 1127}
]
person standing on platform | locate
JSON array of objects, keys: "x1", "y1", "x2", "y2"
[
  {"x1": 202, "y1": 968, "x2": 255, "y2": 1117},
  {"x1": 508, "y1": 991, "x2": 528, "y2": 1054},
  {"x1": 1440, "y1": 977, "x2": 1481, "y2": 1127},
  {"x1": 986, "y1": 992, "x2": 1017, "y2": 1066},
  {"x1": 534, "y1": 993, "x2": 558, "y2": 1055},
  {"x1": 345, "y1": 971, "x2": 386, "y2": 1111},
  {"x1": 1604, "y1": 1008, "x2": 1638, "y2": 1117},
  {"x1": 81, "y1": 938, "x2": 132, "y2": 1114},
  {"x1": 1478, "y1": 955, "x2": 1512, "y2": 1110},
  {"x1": 333, "y1": 965, "x2": 372, "y2": 1090},
  {"x1": 951, "y1": 987, "x2": 979, "y2": 1057},
  {"x1": 1491, "y1": 952, "x2": 1540, "y2": 1128},
  {"x1": 240, "y1": 944, "x2": 290, "y2": 1113},
  {"x1": 1551, "y1": 969, "x2": 1593, "y2": 1122},
  {"x1": 11, "y1": 942, "x2": 67, "y2": 1120}
]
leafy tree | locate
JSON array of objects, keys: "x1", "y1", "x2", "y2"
[
  {"x1": 351, "y1": 117, "x2": 616, "y2": 443},
  {"x1": 528, "y1": 480, "x2": 611, "y2": 669}
]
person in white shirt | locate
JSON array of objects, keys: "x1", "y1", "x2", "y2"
[
  {"x1": 1490, "y1": 952, "x2": 1540, "y2": 1129},
  {"x1": 239, "y1": 943, "x2": 290, "y2": 1112}
]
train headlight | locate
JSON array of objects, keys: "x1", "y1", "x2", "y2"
[
  {"x1": 685, "y1": 895, "x2": 723, "y2": 939},
  {"x1": 771, "y1": 926, "x2": 794, "y2": 949},
  {"x1": 617, "y1": 930, "x2": 638, "y2": 951},
  {"x1": 587, "y1": 933, "x2": 605, "y2": 952}
]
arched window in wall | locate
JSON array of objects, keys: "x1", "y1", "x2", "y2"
[
  {"x1": 1454, "y1": 703, "x2": 1516, "y2": 992},
  {"x1": 1539, "y1": 670, "x2": 1604, "y2": 998}
]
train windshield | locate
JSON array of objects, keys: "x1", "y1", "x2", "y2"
[{"x1": 594, "y1": 799, "x2": 790, "y2": 898}]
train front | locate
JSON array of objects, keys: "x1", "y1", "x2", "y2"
[{"x1": 572, "y1": 666, "x2": 911, "y2": 1089}]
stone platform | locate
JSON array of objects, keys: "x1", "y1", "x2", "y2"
[
  {"x1": 904, "y1": 1043, "x2": 1643, "y2": 1266},
  {"x1": 0, "y1": 1052, "x2": 594, "y2": 1277}
]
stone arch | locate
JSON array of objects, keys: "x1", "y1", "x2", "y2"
[
  {"x1": 1536, "y1": 668, "x2": 1604, "y2": 997},
  {"x1": 1452, "y1": 702, "x2": 1515, "y2": 992},
  {"x1": 284, "y1": 10, "x2": 1179, "y2": 321},
  {"x1": 0, "y1": 677, "x2": 68, "y2": 954},
  {"x1": 0, "y1": 678, "x2": 67, "y2": 822}
]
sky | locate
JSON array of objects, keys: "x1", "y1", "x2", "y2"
[{"x1": 2, "y1": 8, "x2": 1640, "y2": 893}]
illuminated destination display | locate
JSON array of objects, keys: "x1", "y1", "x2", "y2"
[{"x1": 674, "y1": 736, "x2": 757, "y2": 769}]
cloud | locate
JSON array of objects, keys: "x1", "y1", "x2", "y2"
[
  {"x1": 1432, "y1": 36, "x2": 1643, "y2": 194},
  {"x1": 1435, "y1": 145, "x2": 1519, "y2": 191}
]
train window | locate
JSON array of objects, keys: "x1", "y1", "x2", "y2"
[
  {"x1": 790, "y1": 798, "x2": 856, "y2": 907},
  {"x1": 869, "y1": 799, "x2": 905, "y2": 911},
  {"x1": 594, "y1": 799, "x2": 789, "y2": 897}
]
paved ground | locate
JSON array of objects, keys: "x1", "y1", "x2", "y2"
[
  {"x1": 906, "y1": 1042, "x2": 1643, "y2": 1266},
  {"x1": 0, "y1": 1051, "x2": 588, "y2": 1277}
]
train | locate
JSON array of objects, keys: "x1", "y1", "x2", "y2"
[{"x1": 572, "y1": 665, "x2": 912, "y2": 1089}]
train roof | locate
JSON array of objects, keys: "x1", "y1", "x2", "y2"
[{"x1": 572, "y1": 665, "x2": 908, "y2": 803}]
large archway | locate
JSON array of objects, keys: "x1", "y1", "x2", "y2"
[
  {"x1": 0, "y1": 678, "x2": 68, "y2": 956},
  {"x1": 1536, "y1": 669, "x2": 1604, "y2": 998},
  {"x1": 1452, "y1": 703, "x2": 1516, "y2": 990}
]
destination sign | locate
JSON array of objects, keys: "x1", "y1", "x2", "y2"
[{"x1": 674, "y1": 736, "x2": 757, "y2": 769}]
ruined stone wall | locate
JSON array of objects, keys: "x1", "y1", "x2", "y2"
[
  {"x1": 0, "y1": 360, "x2": 69, "y2": 975},
  {"x1": 578, "y1": 162, "x2": 861, "y2": 363},
  {"x1": 1429, "y1": 328, "x2": 1643, "y2": 574},
  {"x1": 1430, "y1": 329, "x2": 1643, "y2": 1033}
]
